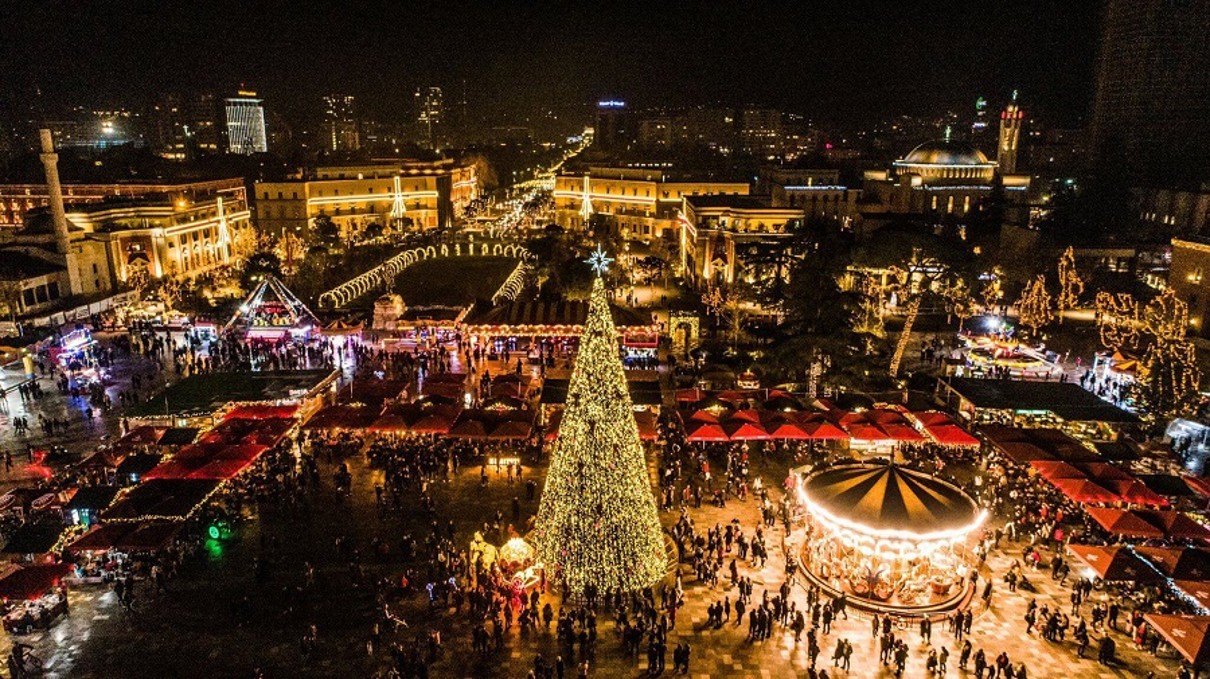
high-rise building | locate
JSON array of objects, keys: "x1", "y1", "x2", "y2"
[
  {"x1": 592, "y1": 100, "x2": 632, "y2": 152},
  {"x1": 153, "y1": 93, "x2": 222, "y2": 160},
  {"x1": 414, "y1": 87, "x2": 444, "y2": 149},
  {"x1": 739, "y1": 108, "x2": 783, "y2": 158},
  {"x1": 997, "y1": 94, "x2": 1024, "y2": 175},
  {"x1": 224, "y1": 91, "x2": 268, "y2": 154},
  {"x1": 323, "y1": 94, "x2": 360, "y2": 152},
  {"x1": 1088, "y1": 0, "x2": 1210, "y2": 186}
]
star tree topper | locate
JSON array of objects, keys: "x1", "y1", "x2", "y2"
[{"x1": 586, "y1": 245, "x2": 614, "y2": 277}]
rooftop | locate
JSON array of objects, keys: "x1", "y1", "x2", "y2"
[
  {"x1": 464, "y1": 299, "x2": 653, "y2": 330},
  {"x1": 127, "y1": 370, "x2": 335, "y2": 418},
  {"x1": 0, "y1": 251, "x2": 65, "y2": 280},
  {"x1": 683, "y1": 195, "x2": 773, "y2": 210},
  {"x1": 944, "y1": 377, "x2": 1141, "y2": 423}
]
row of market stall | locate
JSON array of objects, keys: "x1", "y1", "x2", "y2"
[
  {"x1": 679, "y1": 395, "x2": 979, "y2": 448},
  {"x1": 1065, "y1": 544, "x2": 1210, "y2": 668}
]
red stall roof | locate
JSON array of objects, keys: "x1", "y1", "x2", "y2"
[
  {"x1": 1085, "y1": 507, "x2": 1166, "y2": 539},
  {"x1": 1067, "y1": 544, "x2": 1162, "y2": 584},
  {"x1": 1144, "y1": 614, "x2": 1210, "y2": 666},
  {"x1": 0, "y1": 563, "x2": 71, "y2": 601}
]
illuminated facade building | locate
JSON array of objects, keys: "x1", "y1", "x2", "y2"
[
  {"x1": 0, "y1": 178, "x2": 246, "y2": 231},
  {"x1": 862, "y1": 128, "x2": 1031, "y2": 229},
  {"x1": 678, "y1": 194, "x2": 804, "y2": 288},
  {"x1": 764, "y1": 168, "x2": 861, "y2": 227},
  {"x1": 553, "y1": 166, "x2": 748, "y2": 242},
  {"x1": 0, "y1": 187, "x2": 248, "y2": 313},
  {"x1": 1169, "y1": 236, "x2": 1210, "y2": 339},
  {"x1": 414, "y1": 87, "x2": 444, "y2": 149},
  {"x1": 224, "y1": 92, "x2": 268, "y2": 154},
  {"x1": 254, "y1": 159, "x2": 478, "y2": 240},
  {"x1": 323, "y1": 94, "x2": 360, "y2": 152},
  {"x1": 997, "y1": 97, "x2": 1024, "y2": 175}
]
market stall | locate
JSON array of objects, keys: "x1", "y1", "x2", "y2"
[
  {"x1": 0, "y1": 563, "x2": 71, "y2": 634},
  {"x1": 1066, "y1": 544, "x2": 1163, "y2": 584}
]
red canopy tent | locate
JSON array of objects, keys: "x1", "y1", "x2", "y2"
[
  {"x1": 65, "y1": 523, "x2": 139, "y2": 553},
  {"x1": 224, "y1": 404, "x2": 299, "y2": 420},
  {"x1": 302, "y1": 404, "x2": 379, "y2": 430},
  {"x1": 727, "y1": 410, "x2": 763, "y2": 425},
  {"x1": 1174, "y1": 581, "x2": 1210, "y2": 612},
  {"x1": 1049, "y1": 478, "x2": 1122, "y2": 504},
  {"x1": 1185, "y1": 476, "x2": 1210, "y2": 500},
  {"x1": 767, "y1": 421, "x2": 812, "y2": 440},
  {"x1": 995, "y1": 442, "x2": 1055, "y2": 464},
  {"x1": 114, "y1": 521, "x2": 183, "y2": 552},
  {"x1": 879, "y1": 423, "x2": 928, "y2": 442},
  {"x1": 1084, "y1": 507, "x2": 1166, "y2": 538},
  {"x1": 120, "y1": 425, "x2": 168, "y2": 445},
  {"x1": 0, "y1": 563, "x2": 71, "y2": 601},
  {"x1": 1076, "y1": 462, "x2": 1133, "y2": 482},
  {"x1": 1066, "y1": 544, "x2": 1162, "y2": 584},
  {"x1": 368, "y1": 413, "x2": 410, "y2": 433},
  {"x1": 686, "y1": 422, "x2": 729, "y2": 443},
  {"x1": 1143, "y1": 614, "x2": 1210, "y2": 666},
  {"x1": 1135, "y1": 546, "x2": 1210, "y2": 580},
  {"x1": 912, "y1": 411, "x2": 957, "y2": 427},
  {"x1": 490, "y1": 420, "x2": 532, "y2": 440},
  {"x1": 449, "y1": 418, "x2": 489, "y2": 440},
  {"x1": 634, "y1": 412, "x2": 659, "y2": 442},
  {"x1": 926, "y1": 424, "x2": 980, "y2": 447},
  {"x1": 715, "y1": 390, "x2": 749, "y2": 404},
  {"x1": 793, "y1": 414, "x2": 849, "y2": 440},
  {"x1": 1136, "y1": 510, "x2": 1210, "y2": 542},
  {"x1": 842, "y1": 422, "x2": 890, "y2": 441},
  {"x1": 410, "y1": 414, "x2": 455, "y2": 435},
  {"x1": 723, "y1": 421, "x2": 771, "y2": 441},
  {"x1": 1099, "y1": 479, "x2": 1170, "y2": 508},
  {"x1": 685, "y1": 409, "x2": 723, "y2": 424},
  {"x1": 1029, "y1": 460, "x2": 1088, "y2": 481}
]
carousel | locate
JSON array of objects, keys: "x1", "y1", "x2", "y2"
[
  {"x1": 960, "y1": 334, "x2": 1048, "y2": 372},
  {"x1": 794, "y1": 463, "x2": 986, "y2": 616}
]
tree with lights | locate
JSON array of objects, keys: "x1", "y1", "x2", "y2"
[
  {"x1": 1094, "y1": 288, "x2": 1201, "y2": 418},
  {"x1": 1015, "y1": 275, "x2": 1053, "y2": 339},
  {"x1": 1056, "y1": 246, "x2": 1084, "y2": 324},
  {"x1": 853, "y1": 225, "x2": 972, "y2": 377},
  {"x1": 1095, "y1": 290, "x2": 1141, "y2": 351},
  {"x1": 534, "y1": 248, "x2": 666, "y2": 597},
  {"x1": 1137, "y1": 289, "x2": 1201, "y2": 417}
]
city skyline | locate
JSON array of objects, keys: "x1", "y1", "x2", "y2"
[{"x1": 4, "y1": 1, "x2": 1099, "y2": 128}]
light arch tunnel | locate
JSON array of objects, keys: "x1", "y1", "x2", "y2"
[{"x1": 318, "y1": 244, "x2": 534, "y2": 309}]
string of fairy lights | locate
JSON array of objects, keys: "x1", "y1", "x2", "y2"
[{"x1": 533, "y1": 249, "x2": 666, "y2": 596}]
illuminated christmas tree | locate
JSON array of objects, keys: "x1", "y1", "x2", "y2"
[{"x1": 535, "y1": 248, "x2": 666, "y2": 596}]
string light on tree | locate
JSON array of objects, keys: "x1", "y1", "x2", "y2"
[
  {"x1": 1056, "y1": 246, "x2": 1084, "y2": 325},
  {"x1": 1015, "y1": 275, "x2": 1054, "y2": 339},
  {"x1": 534, "y1": 261, "x2": 666, "y2": 597},
  {"x1": 1095, "y1": 291, "x2": 1141, "y2": 351}
]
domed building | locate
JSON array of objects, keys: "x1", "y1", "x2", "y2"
[
  {"x1": 892, "y1": 140, "x2": 998, "y2": 185},
  {"x1": 861, "y1": 119, "x2": 1032, "y2": 229}
]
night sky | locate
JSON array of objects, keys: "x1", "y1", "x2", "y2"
[{"x1": 5, "y1": 1, "x2": 1100, "y2": 127}]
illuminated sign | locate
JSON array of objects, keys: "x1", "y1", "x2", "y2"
[{"x1": 597, "y1": 100, "x2": 626, "y2": 109}]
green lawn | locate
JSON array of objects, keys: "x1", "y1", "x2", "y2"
[{"x1": 393, "y1": 256, "x2": 519, "y2": 307}]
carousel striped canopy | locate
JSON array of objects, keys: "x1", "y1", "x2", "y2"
[{"x1": 802, "y1": 464, "x2": 981, "y2": 536}]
